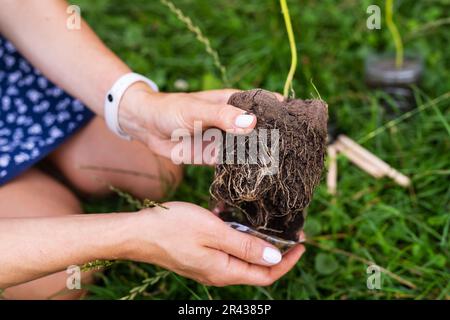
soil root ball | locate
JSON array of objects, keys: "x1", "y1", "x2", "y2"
[{"x1": 210, "y1": 89, "x2": 328, "y2": 241}]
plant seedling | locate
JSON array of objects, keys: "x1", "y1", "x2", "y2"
[
  {"x1": 210, "y1": 0, "x2": 328, "y2": 250},
  {"x1": 365, "y1": 0, "x2": 423, "y2": 113}
]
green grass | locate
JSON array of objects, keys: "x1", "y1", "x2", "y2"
[{"x1": 76, "y1": 0, "x2": 449, "y2": 299}]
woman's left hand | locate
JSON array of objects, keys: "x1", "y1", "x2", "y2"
[{"x1": 118, "y1": 83, "x2": 257, "y2": 164}]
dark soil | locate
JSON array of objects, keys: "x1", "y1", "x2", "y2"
[{"x1": 210, "y1": 89, "x2": 328, "y2": 241}]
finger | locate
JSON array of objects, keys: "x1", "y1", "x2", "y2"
[
  {"x1": 273, "y1": 92, "x2": 285, "y2": 102},
  {"x1": 226, "y1": 244, "x2": 305, "y2": 286},
  {"x1": 210, "y1": 201, "x2": 227, "y2": 217},
  {"x1": 298, "y1": 231, "x2": 306, "y2": 243},
  {"x1": 209, "y1": 225, "x2": 283, "y2": 266},
  {"x1": 191, "y1": 89, "x2": 241, "y2": 104},
  {"x1": 181, "y1": 99, "x2": 257, "y2": 134},
  {"x1": 266, "y1": 244, "x2": 305, "y2": 281},
  {"x1": 192, "y1": 89, "x2": 283, "y2": 104}
]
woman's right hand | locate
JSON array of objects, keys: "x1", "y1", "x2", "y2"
[{"x1": 126, "y1": 202, "x2": 305, "y2": 287}]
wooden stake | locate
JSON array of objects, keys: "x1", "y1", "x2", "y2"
[
  {"x1": 337, "y1": 135, "x2": 410, "y2": 187},
  {"x1": 327, "y1": 145, "x2": 338, "y2": 195},
  {"x1": 334, "y1": 140, "x2": 384, "y2": 178}
]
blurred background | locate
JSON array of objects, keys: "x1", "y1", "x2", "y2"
[{"x1": 76, "y1": 0, "x2": 449, "y2": 299}]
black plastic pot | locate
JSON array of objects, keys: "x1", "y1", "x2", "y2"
[
  {"x1": 365, "y1": 53, "x2": 424, "y2": 113},
  {"x1": 327, "y1": 120, "x2": 339, "y2": 144}
]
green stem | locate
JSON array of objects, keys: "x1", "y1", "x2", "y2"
[
  {"x1": 279, "y1": 0, "x2": 298, "y2": 98},
  {"x1": 386, "y1": 0, "x2": 404, "y2": 68}
]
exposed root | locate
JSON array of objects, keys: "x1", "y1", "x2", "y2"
[{"x1": 210, "y1": 89, "x2": 328, "y2": 241}]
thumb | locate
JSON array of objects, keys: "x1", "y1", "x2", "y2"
[
  {"x1": 182, "y1": 100, "x2": 257, "y2": 134},
  {"x1": 211, "y1": 224, "x2": 283, "y2": 266}
]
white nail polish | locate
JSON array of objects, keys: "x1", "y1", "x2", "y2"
[
  {"x1": 299, "y1": 233, "x2": 306, "y2": 243},
  {"x1": 263, "y1": 247, "x2": 282, "y2": 265},
  {"x1": 235, "y1": 114, "x2": 254, "y2": 128}
]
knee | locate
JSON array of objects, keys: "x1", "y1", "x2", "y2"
[
  {"x1": 164, "y1": 161, "x2": 184, "y2": 195},
  {"x1": 75, "y1": 159, "x2": 183, "y2": 201},
  {"x1": 128, "y1": 160, "x2": 183, "y2": 201},
  {"x1": 3, "y1": 270, "x2": 95, "y2": 300},
  {"x1": 0, "y1": 169, "x2": 82, "y2": 216}
]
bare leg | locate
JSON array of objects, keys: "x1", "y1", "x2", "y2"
[
  {"x1": 49, "y1": 117, "x2": 183, "y2": 200},
  {"x1": 3, "y1": 117, "x2": 182, "y2": 298},
  {"x1": 1, "y1": 169, "x2": 93, "y2": 300}
]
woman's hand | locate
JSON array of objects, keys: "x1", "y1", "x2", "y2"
[
  {"x1": 127, "y1": 202, "x2": 305, "y2": 287},
  {"x1": 118, "y1": 83, "x2": 257, "y2": 163}
]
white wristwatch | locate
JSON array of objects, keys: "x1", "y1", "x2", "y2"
[{"x1": 104, "y1": 72, "x2": 159, "y2": 140}]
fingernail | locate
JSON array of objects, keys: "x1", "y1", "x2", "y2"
[
  {"x1": 235, "y1": 114, "x2": 255, "y2": 128},
  {"x1": 263, "y1": 247, "x2": 282, "y2": 265},
  {"x1": 299, "y1": 233, "x2": 306, "y2": 243}
]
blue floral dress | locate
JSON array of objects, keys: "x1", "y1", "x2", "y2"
[{"x1": 0, "y1": 35, "x2": 95, "y2": 185}]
